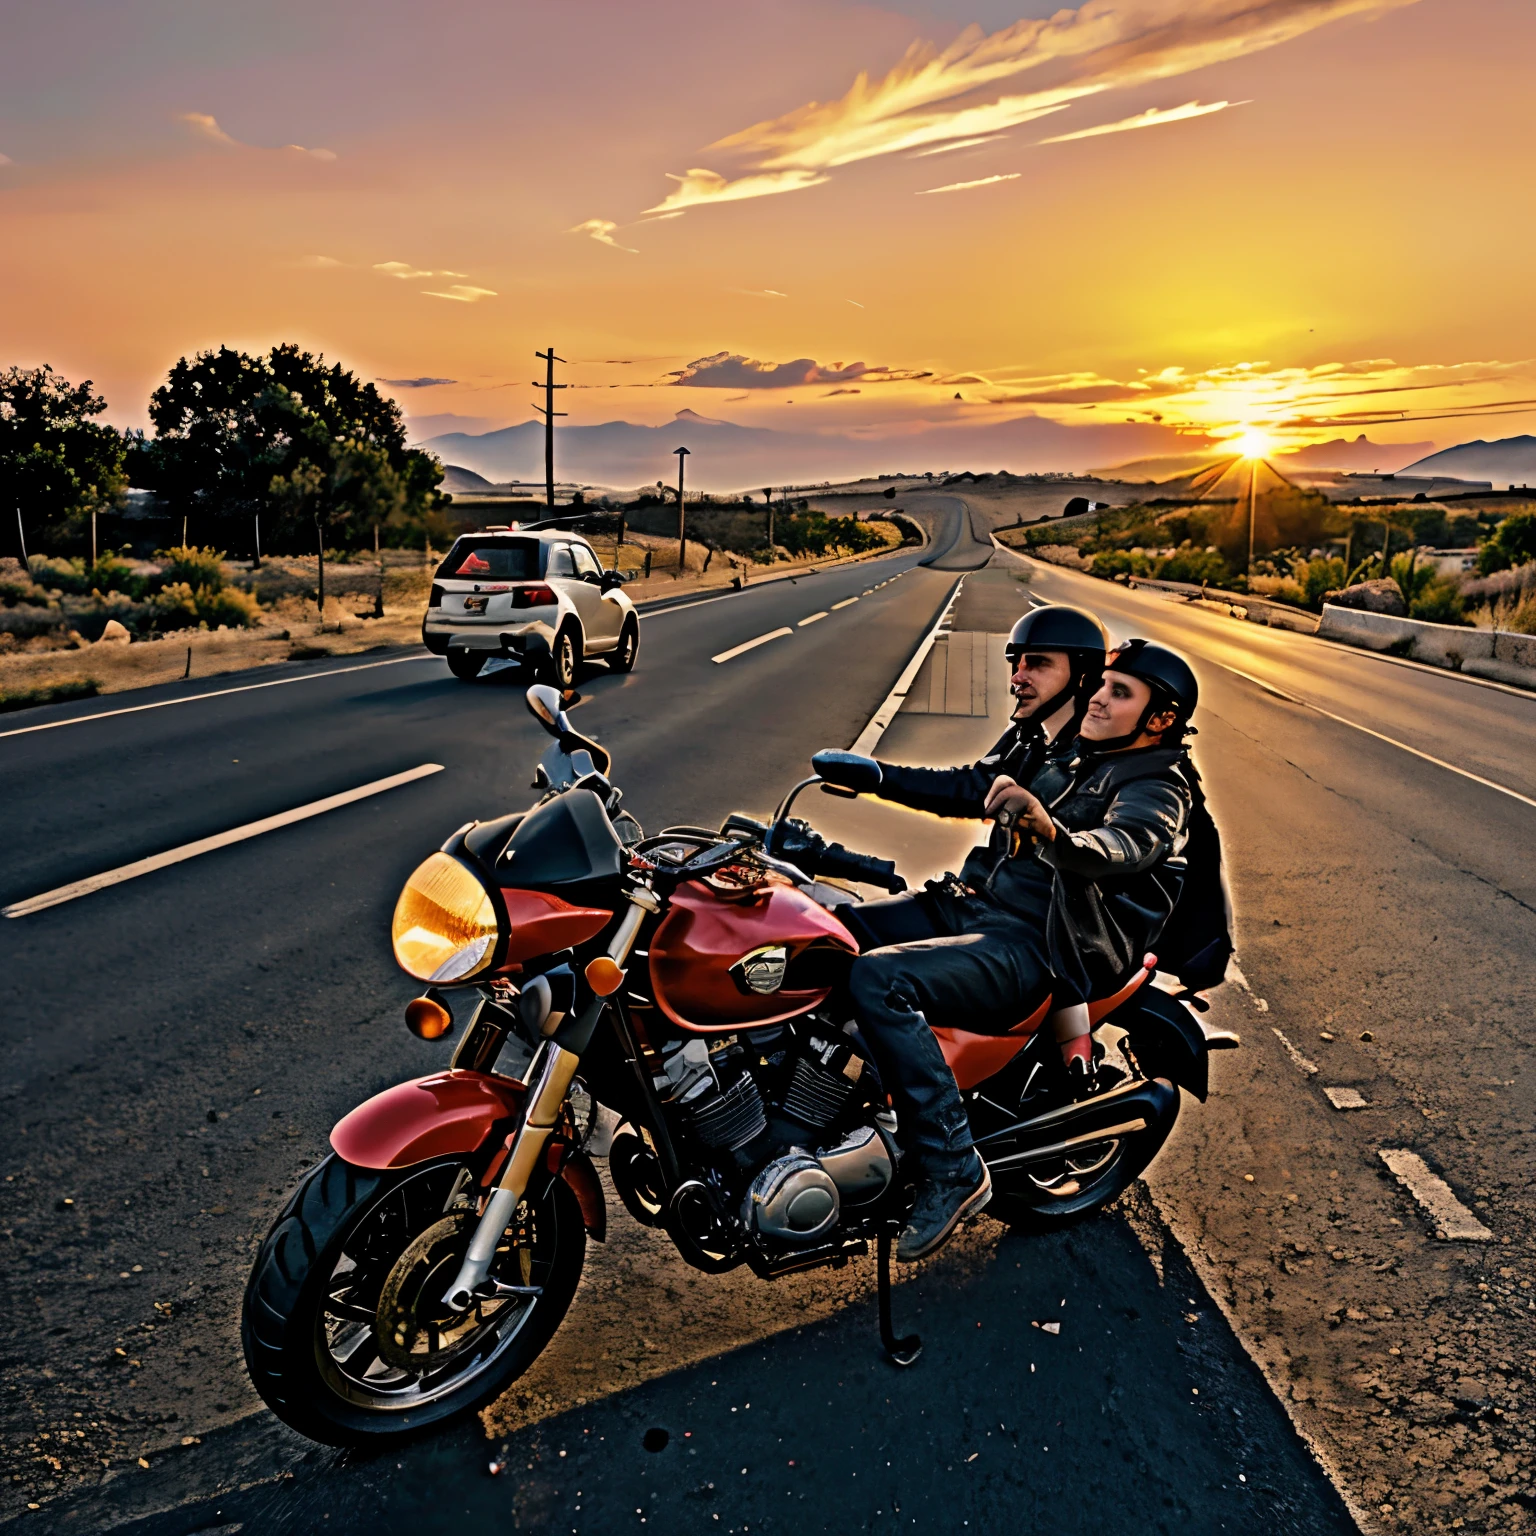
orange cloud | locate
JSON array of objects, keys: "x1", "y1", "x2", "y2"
[
  {"x1": 649, "y1": 0, "x2": 1418, "y2": 212},
  {"x1": 177, "y1": 111, "x2": 336, "y2": 160},
  {"x1": 917, "y1": 172, "x2": 1020, "y2": 194},
  {"x1": 1039, "y1": 99, "x2": 1246, "y2": 144},
  {"x1": 569, "y1": 218, "x2": 638, "y2": 253}
]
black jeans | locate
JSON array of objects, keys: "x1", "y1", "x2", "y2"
[{"x1": 843, "y1": 889, "x2": 1053, "y2": 1182}]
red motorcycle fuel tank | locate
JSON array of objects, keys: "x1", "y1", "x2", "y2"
[{"x1": 649, "y1": 878, "x2": 858, "y2": 1031}]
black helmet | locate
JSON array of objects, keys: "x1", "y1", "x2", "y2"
[
  {"x1": 1004, "y1": 603, "x2": 1108, "y2": 724},
  {"x1": 1005, "y1": 604, "x2": 1107, "y2": 663},
  {"x1": 1106, "y1": 639, "x2": 1199, "y2": 723}
]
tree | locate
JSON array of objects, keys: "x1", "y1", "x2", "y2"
[
  {"x1": 134, "y1": 344, "x2": 446, "y2": 552},
  {"x1": 1, "y1": 365, "x2": 127, "y2": 556},
  {"x1": 1477, "y1": 512, "x2": 1536, "y2": 575}
]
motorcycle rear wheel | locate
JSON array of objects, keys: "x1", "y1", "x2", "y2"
[
  {"x1": 983, "y1": 1084, "x2": 1178, "y2": 1233},
  {"x1": 241, "y1": 1154, "x2": 584, "y2": 1445}
]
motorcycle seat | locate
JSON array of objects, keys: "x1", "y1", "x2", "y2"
[{"x1": 933, "y1": 955, "x2": 1157, "y2": 1092}]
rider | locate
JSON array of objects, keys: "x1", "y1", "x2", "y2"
[{"x1": 839, "y1": 637, "x2": 1199, "y2": 1262}]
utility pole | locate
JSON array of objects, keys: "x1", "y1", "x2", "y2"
[
  {"x1": 91, "y1": 508, "x2": 98, "y2": 568},
  {"x1": 1245, "y1": 458, "x2": 1258, "y2": 577},
  {"x1": 253, "y1": 512, "x2": 262, "y2": 570},
  {"x1": 1380, "y1": 518, "x2": 1392, "y2": 576},
  {"x1": 763, "y1": 487, "x2": 774, "y2": 548},
  {"x1": 533, "y1": 346, "x2": 567, "y2": 516},
  {"x1": 674, "y1": 446, "x2": 691, "y2": 574},
  {"x1": 16, "y1": 507, "x2": 28, "y2": 566}
]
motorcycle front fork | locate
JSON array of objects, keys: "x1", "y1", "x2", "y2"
[{"x1": 440, "y1": 885, "x2": 656, "y2": 1313}]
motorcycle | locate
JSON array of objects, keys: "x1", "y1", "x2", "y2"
[{"x1": 241, "y1": 683, "x2": 1237, "y2": 1445}]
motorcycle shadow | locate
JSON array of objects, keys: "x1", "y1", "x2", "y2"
[{"x1": 138, "y1": 1188, "x2": 1353, "y2": 1536}]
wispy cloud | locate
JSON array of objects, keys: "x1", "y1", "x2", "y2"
[
  {"x1": 918, "y1": 172, "x2": 1020, "y2": 195},
  {"x1": 913, "y1": 135, "x2": 1011, "y2": 157},
  {"x1": 728, "y1": 287, "x2": 790, "y2": 299},
  {"x1": 823, "y1": 387, "x2": 862, "y2": 397},
  {"x1": 0, "y1": 153, "x2": 14, "y2": 168},
  {"x1": 569, "y1": 218, "x2": 639, "y2": 253},
  {"x1": 1040, "y1": 99, "x2": 1245, "y2": 144},
  {"x1": 423, "y1": 285, "x2": 498, "y2": 303},
  {"x1": 177, "y1": 111, "x2": 337, "y2": 159},
  {"x1": 299, "y1": 254, "x2": 345, "y2": 269},
  {"x1": 846, "y1": 299, "x2": 865, "y2": 309},
  {"x1": 380, "y1": 377, "x2": 457, "y2": 388},
  {"x1": 644, "y1": 0, "x2": 1418, "y2": 213},
  {"x1": 375, "y1": 261, "x2": 433, "y2": 280},
  {"x1": 642, "y1": 167, "x2": 829, "y2": 216},
  {"x1": 669, "y1": 352, "x2": 932, "y2": 390}
]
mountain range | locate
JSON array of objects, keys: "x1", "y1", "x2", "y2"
[
  {"x1": 1398, "y1": 435, "x2": 1536, "y2": 487},
  {"x1": 421, "y1": 409, "x2": 1203, "y2": 491}
]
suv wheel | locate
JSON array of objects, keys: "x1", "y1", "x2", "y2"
[
  {"x1": 446, "y1": 650, "x2": 485, "y2": 681},
  {"x1": 610, "y1": 619, "x2": 639, "y2": 674},
  {"x1": 544, "y1": 626, "x2": 580, "y2": 690}
]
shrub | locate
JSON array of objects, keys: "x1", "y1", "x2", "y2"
[
  {"x1": 0, "y1": 678, "x2": 100, "y2": 715},
  {"x1": 147, "y1": 581, "x2": 201, "y2": 630},
  {"x1": 158, "y1": 545, "x2": 227, "y2": 592},
  {"x1": 1090, "y1": 550, "x2": 1151, "y2": 579},
  {"x1": 27, "y1": 554, "x2": 94, "y2": 595},
  {"x1": 1158, "y1": 548, "x2": 1228, "y2": 585},
  {"x1": 197, "y1": 585, "x2": 261, "y2": 627},
  {"x1": 1409, "y1": 576, "x2": 1466, "y2": 625},
  {"x1": 1476, "y1": 512, "x2": 1536, "y2": 575},
  {"x1": 0, "y1": 603, "x2": 65, "y2": 639}
]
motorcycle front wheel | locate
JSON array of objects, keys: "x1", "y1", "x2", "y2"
[{"x1": 241, "y1": 1154, "x2": 585, "y2": 1445}]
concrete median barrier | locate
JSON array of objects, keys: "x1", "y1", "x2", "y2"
[{"x1": 1317, "y1": 602, "x2": 1536, "y2": 687}]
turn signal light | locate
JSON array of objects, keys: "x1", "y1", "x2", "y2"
[
  {"x1": 512, "y1": 584, "x2": 558, "y2": 608},
  {"x1": 405, "y1": 996, "x2": 453, "y2": 1040},
  {"x1": 584, "y1": 957, "x2": 625, "y2": 996}
]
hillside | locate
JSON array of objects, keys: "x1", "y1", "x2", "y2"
[{"x1": 1398, "y1": 434, "x2": 1536, "y2": 487}]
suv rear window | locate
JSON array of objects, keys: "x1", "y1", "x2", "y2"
[{"x1": 435, "y1": 537, "x2": 541, "y2": 582}]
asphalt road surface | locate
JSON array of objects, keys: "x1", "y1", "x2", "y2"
[{"x1": 7, "y1": 495, "x2": 1527, "y2": 1532}]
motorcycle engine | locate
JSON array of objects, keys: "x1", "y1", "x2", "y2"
[{"x1": 656, "y1": 1022, "x2": 895, "y2": 1248}]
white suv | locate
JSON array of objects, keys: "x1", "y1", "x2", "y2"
[{"x1": 422, "y1": 528, "x2": 639, "y2": 686}]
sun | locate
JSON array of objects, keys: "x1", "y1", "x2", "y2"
[{"x1": 1228, "y1": 428, "x2": 1274, "y2": 460}]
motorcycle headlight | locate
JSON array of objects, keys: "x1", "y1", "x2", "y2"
[{"x1": 391, "y1": 852, "x2": 501, "y2": 983}]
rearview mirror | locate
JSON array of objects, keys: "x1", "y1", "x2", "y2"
[
  {"x1": 526, "y1": 683, "x2": 570, "y2": 737},
  {"x1": 810, "y1": 749, "x2": 882, "y2": 794},
  {"x1": 599, "y1": 570, "x2": 625, "y2": 592}
]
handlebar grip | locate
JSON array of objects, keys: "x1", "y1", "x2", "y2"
[{"x1": 818, "y1": 841, "x2": 907, "y2": 893}]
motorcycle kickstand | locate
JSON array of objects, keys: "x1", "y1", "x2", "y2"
[{"x1": 876, "y1": 1229, "x2": 922, "y2": 1367}]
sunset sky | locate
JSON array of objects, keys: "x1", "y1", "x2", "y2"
[{"x1": 3, "y1": 0, "x2": 1534, "y2": 484}]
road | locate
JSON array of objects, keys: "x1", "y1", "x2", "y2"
[{"x1": 3, "y1": 494, "x2": 1529, "y2": 1532}]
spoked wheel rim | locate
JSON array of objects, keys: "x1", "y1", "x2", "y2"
[
  {"x1": 313, "y1": 1162, "x2": 560, "y2": 1413},
  {"x1": 551, "y1": 632, "x2": 577, "y2": 688}
]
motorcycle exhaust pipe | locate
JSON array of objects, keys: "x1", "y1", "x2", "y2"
[{"x1": 976, "y1": 1077, "x2": 1178, "y2": 1172}]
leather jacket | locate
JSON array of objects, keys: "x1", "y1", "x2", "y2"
[
  {"x1": 874, "y1": 719, "x2": 1048, "y2": 821},
  {"x1": 878, "y1": 730, "x2": 1192, "y2": 996},
  {"x1": 1031, "y1": 743, "x2": 1193, "y2": 996}
]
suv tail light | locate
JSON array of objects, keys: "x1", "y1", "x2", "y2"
[{"x1": 512, "y1": 584, "x2": 558, "y2": 608}]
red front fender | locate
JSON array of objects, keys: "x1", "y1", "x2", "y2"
[{"x1": 330, "y1": 1070, "x2": 605, "y2": 1240}]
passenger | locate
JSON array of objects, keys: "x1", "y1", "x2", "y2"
[{"x1": 838, "y1": 638, "x2": 1198, "y2": 1262}]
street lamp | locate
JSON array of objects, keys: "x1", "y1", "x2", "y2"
[{"x1": 674, "y1": 447, "x2": 691, "y2": 574}]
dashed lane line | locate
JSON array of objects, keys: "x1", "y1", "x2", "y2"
[
  {"x1": 711, "y1": 628, "x2": 793, "y2": 664},
  {"x1": 3, "y1": 763, "x2": 445, "y2": 918},
  {"x1": 1379, "y1": 1149, "x2": 1493, "y2": 1242},
  {"x1": 832, "y1": 598, "x2": 859, "y2": 610},
  {"x1": 1271, "y1": 1027, "x2": 1319, "y2": 1077},
  {"x1": 0, "y1": 653, "x2": 438, "y2": 743},
  {"x1": 798, "y1": 612, "x2": 829, "y2": 626}
]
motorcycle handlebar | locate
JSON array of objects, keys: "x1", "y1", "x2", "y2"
[{"x1": 816, "y1": 841, "x2": 907, "y2": 894}]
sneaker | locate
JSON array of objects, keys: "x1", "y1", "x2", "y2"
[{"x1": 896, "y1": 1155, "x2": 992, "y2": 1262}]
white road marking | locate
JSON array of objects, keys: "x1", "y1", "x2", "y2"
[
  {"x1": 1323, "y1": 1086, "x2": 1368, "y2": 1110},
  {"x1": 1379, "y1": 1149, "x2": 1493, "y2": 1242},
  {"x1": 0, "y1": 653, "x2": 438, "y2": 743},
  {"x1": 798, "y1": 612, "x2": 828, "y2": 627},
  {"x1": 832, "y1": 598, "x2": 859, "y2": 610},
  {"x1": 711, "y1": 628, "x2": 793, "y2": 664},
  {"x1": 850, "y1": 578, "x2": 966, "y2": 757},
  {"x1": 3, "y1": 763, "x2": 445, "y2": 918},
  {"x1": 1272, "y1": 1027, "x2": 1318, "y2": 1077},
  {"x1": 1220, "y1": 663, "x2": 1536, "y2": 812}
]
